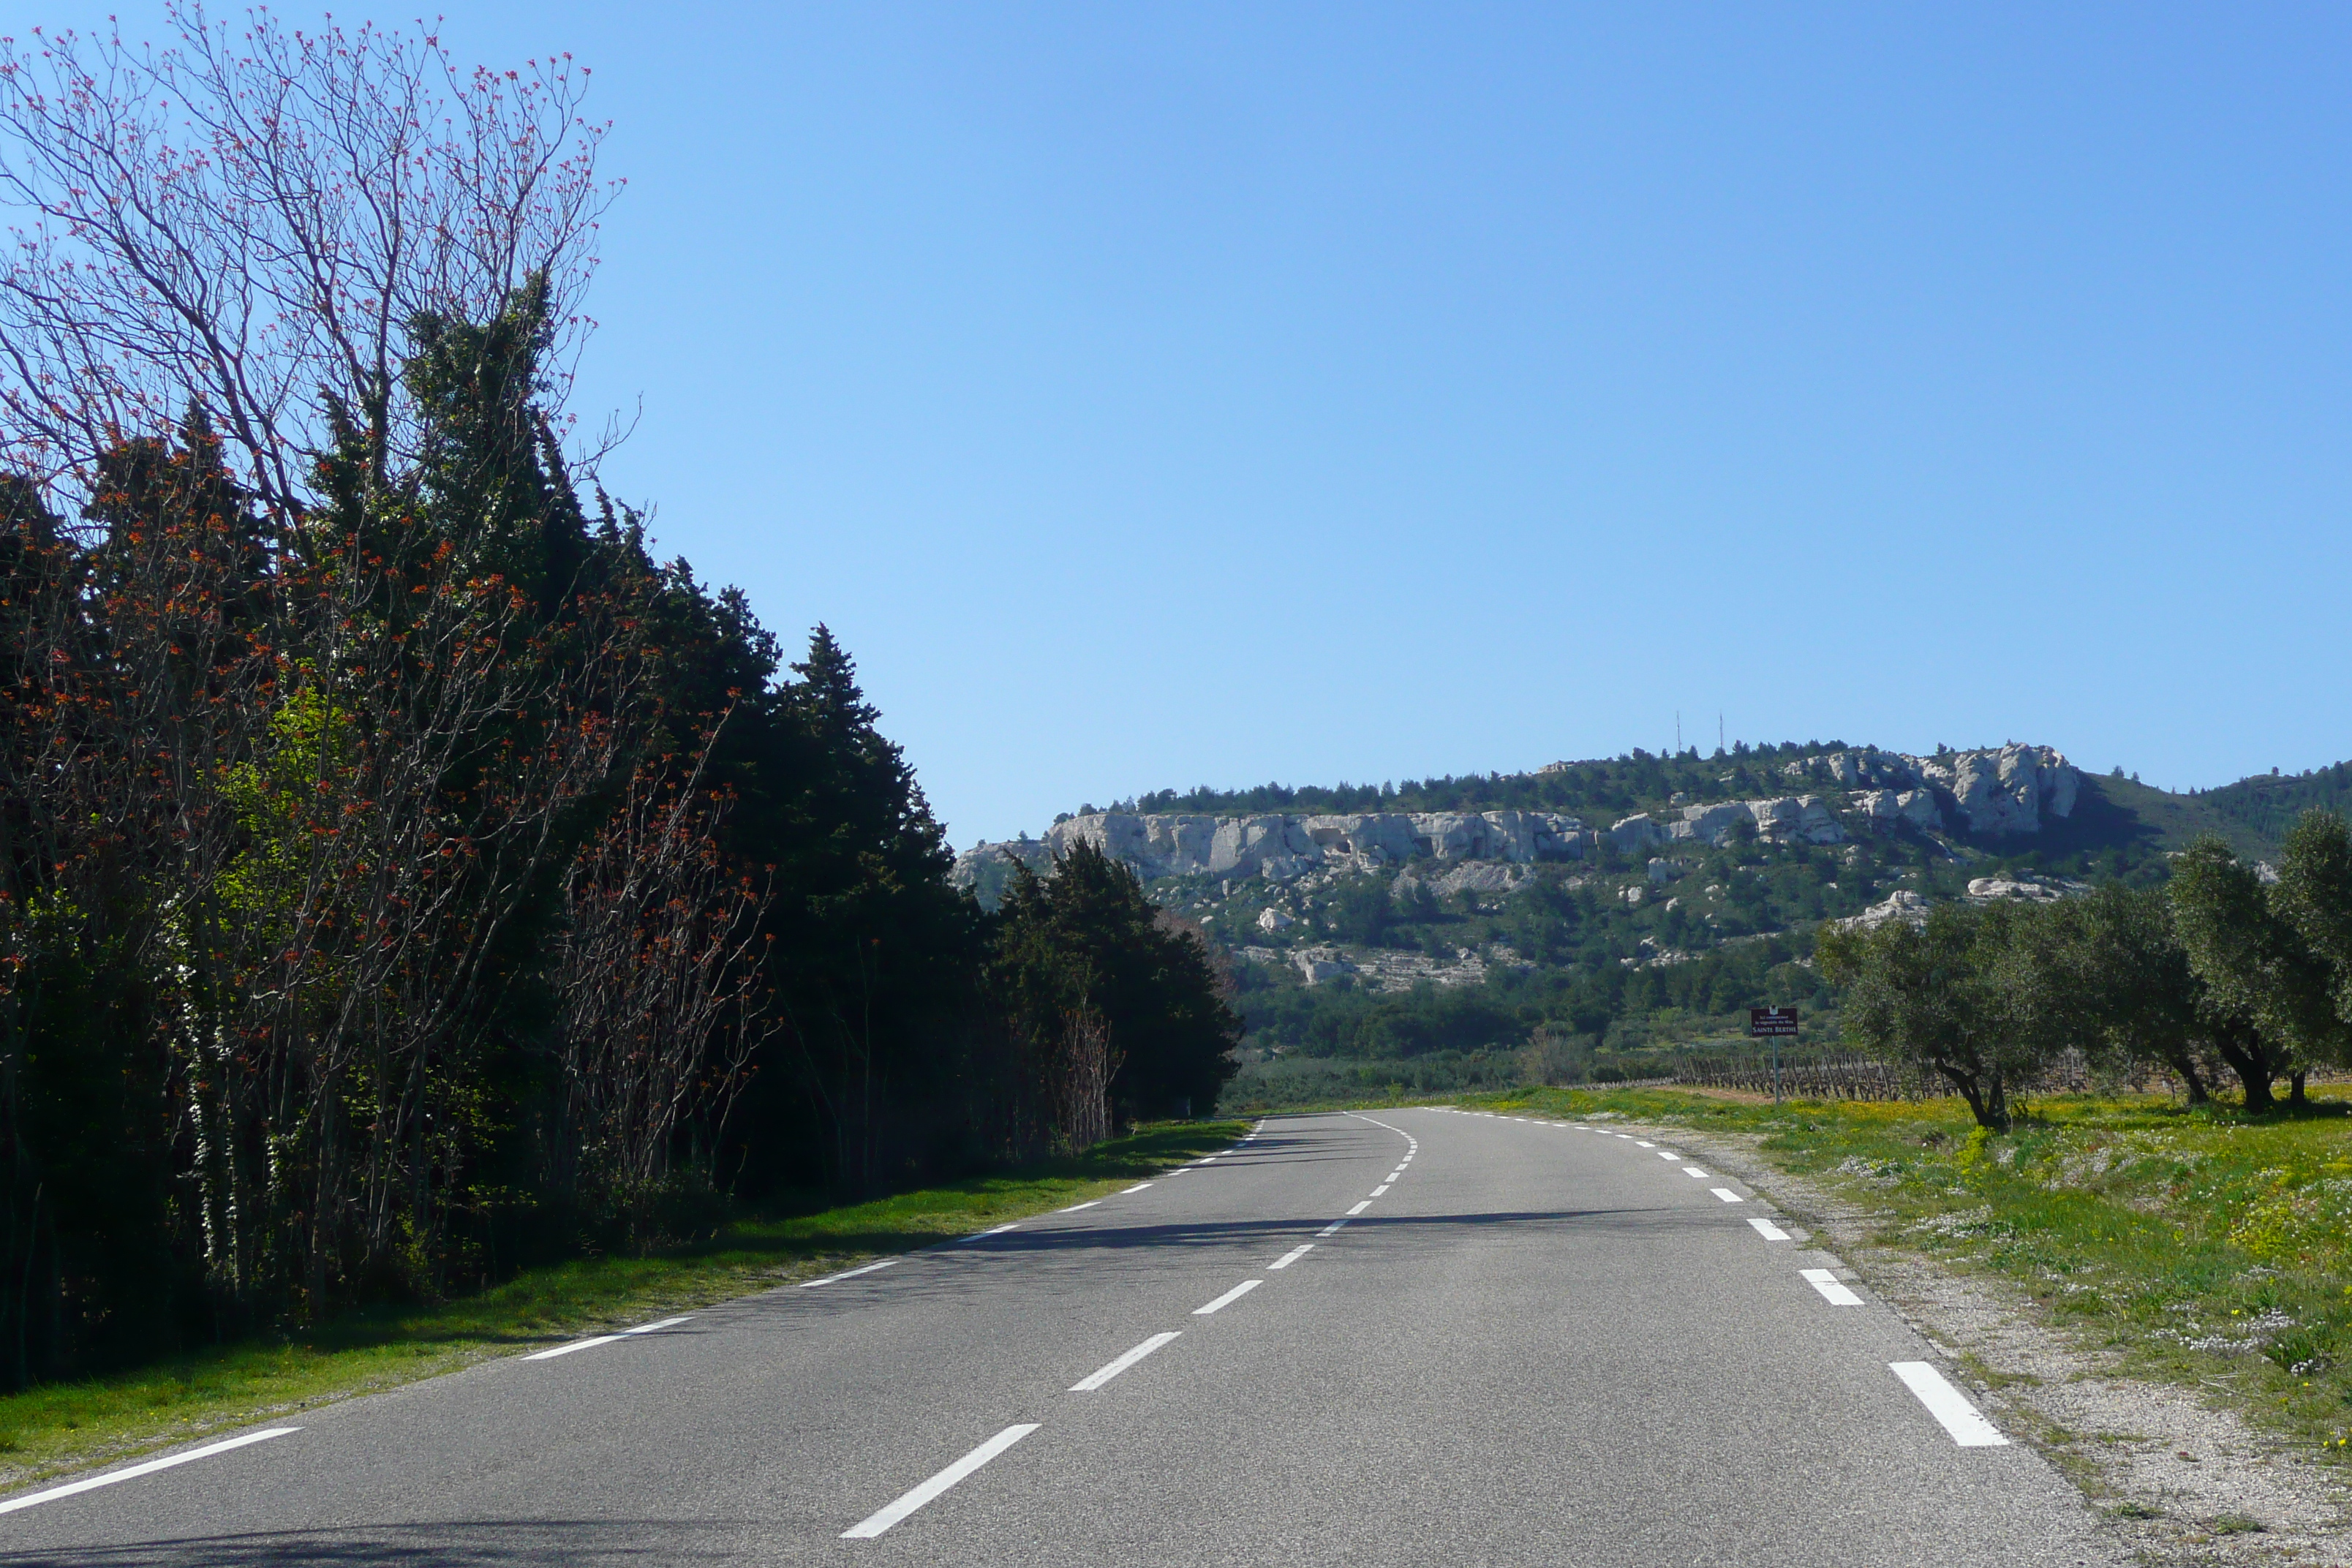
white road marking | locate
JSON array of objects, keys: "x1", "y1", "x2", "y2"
[
  {"x1": 524, "y1": 1314, "x2": 692, "y2": 1360},
  {"x1": 1194, "y1": 1279, "x2": 1264, "y2": 1315},
  {"x1": 1071, "y1": 1332, "x2": 1182, "y2": 1391},
  {"x1": 802, "y1": 1259, "x2": 900, "y2": 1288},
  {"x1": 1060, "y1": 1201, "x2": 1100, "y2": 1213},
  {"x1": 1747, "y1": 1217, "x2": 1793, "y2": 1241},
  {"x1": 1656, "y1": 1150, "x2": 1679, "y2": 1160},
  {"x1": 1386, "y1": 1170, "x2": 1404, "y2": 1181},
  {"x1": 1712, "y1": 1188, "x2": 1744, "y2": 1203},
  {"x1": 1683, "y1": 1166, "x2": 1709, "y2": 1177},
  {"x1": 1635, "y1": 1140, "x2": 1655, "y2": 1147},
  {"x1": 1803, "y1": 1268, "x2": 1863, "y2": 1306},
  {"x1": 1348, "y1": 1199, "x2": 1372, "y2": 1215},
  {"x1": 1316, "y1": 1219, "x2": 1349, "y2": 1237},
  {"x1": 1615, "y1": 1133, "x2": 1633, "y2": 1139},
  {"x1": 0, "y1": 1428, "x2": 298, "y2": 1516},
  {"x1": 1122, "y1": 1183, "x2": 1153, "y2": 1194},
  {"x1": 975, "y1": 1223, "x2": 1019, "y2": 1237},
  {"x1": 1270, "y1": 1244, "x2": 1313, "y2": 1269},
  {"x1": 840, "y1": 1422, "x2": 1041, "y2": 1538},
  {"x1": 1890, "y1": 1361, "x2": 2009, "y2": 1447},
  {"x1": 527, "y1": 1333, "x2": 622, "y2": 1360},
  {"x1": 1169, "y1": 1168, "x2": 1191, "y2": 1175},
  {"x1": 1371, "y1": 1184, "x2": 1391, "y2": 1196}
]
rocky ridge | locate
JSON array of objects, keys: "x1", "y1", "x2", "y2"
[{"x1": 951, "y1": 742, "x2": 2083, "y2": 893}]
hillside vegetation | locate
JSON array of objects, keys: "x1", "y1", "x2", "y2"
[{"x1": 1107, "y1": 746, "x2": 2352, "y2": 1112}]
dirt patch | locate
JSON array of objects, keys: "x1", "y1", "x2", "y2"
[{"x1": 1627, "y1": 1116, "x2": 2352, "y2": 1567}]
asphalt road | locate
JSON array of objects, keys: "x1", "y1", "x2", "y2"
[{"x1": 0, "y1": 1108, "x2": 2123, "y2": 1567}]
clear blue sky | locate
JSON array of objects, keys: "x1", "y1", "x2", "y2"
[{"x1": 59, "y1": 4, "x2": 2352, "y2": 844}]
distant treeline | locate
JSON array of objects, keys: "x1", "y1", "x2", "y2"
[
  {"x1": 1123, "y1": 741, "x2": 1837, "y2": 823},
  {"x1": 0, "y1": 21, "x2": 1235, "y2": 1390}
]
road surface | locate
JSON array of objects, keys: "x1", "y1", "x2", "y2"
[{"x1": 0, "y1": 1108, "x2": 2119, "y2": 1566}]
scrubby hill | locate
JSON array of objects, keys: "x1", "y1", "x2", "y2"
[{"x1": 968, "y1": 742, "x2": 2347, "y2": 1109}]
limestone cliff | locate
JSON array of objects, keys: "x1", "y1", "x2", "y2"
[{"x1": 949, "y1": 742, "x2": 2083, "y2": 894}]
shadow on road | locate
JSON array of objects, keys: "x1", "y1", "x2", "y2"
[{"x1": 0, "y1": 1519, "x2": 742, "y2": 1565}]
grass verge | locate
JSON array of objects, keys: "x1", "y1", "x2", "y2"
[
  {"x1": 0, "y1": 1120, "x2": 1245, "y2": 1490},
  {"x1": 1433, "y1": 1082, "x2": 2352, "y2": 1467}
]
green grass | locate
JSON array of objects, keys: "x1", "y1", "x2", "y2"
[
  {"x1": 0, "y1": 1120, "x2": 1244, "y2": 1489},
  {"x1": 1441, "y1": 1082, "x2": 2352, "y2": 1463}
]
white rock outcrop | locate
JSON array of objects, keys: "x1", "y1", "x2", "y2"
[
  {"x1": 1924, "y1": 744, "x2": 2080, "y2": 837},
  {"x1": 1964, "y1": 874, "x2": 2087, "y2": 904},
  {"x1": 951, "y1": 743, "x2": 2085, "y2": 896},
  {"x1": 954, "y1": 808, "x2": 1591, "y2": 889},
  {"x1": 1838, "y1": 889, "x2": 1936, "y2": 930},
  {"x1": 1665, "y1": 796, "x2": 1844, "y2": 847}
]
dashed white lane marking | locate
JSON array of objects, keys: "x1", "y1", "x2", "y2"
[
  {"x1": 1347, "y1": 1199, "x2": 1373, "y2": 1215},
  {"x1": 802, "y1": 1259, "x2": 901, "y2": 1288},
  {"x1": 1121, "y1": 1183, "x2": 1153, "y2": 1194},
  {"x1": 1316, "y1": 1218, "x2": 1349, "y2": 1237},
  {"x1": 1371, "y1": 1184, "x2": 1391, "y2": 1197},
  {"x1": 1614, "y1": 1134, "x2": 1633, "y2": 1139},
  {"x1": 1656, "y1": 1150, "x2": 1680, "y2": 1160},
  {"x1": 1060, "y1": 1200, "x2": 1100, "y2": 1213},
  {"x1": 1071, "y1": 1332, "x2": 1182, "y2": 1392},
  {"x1": 976, "y1": 1223, "x2": 1019, "y2": 1237},
  {"x1": 0, "y1": 1428, "x2": 298, "y2": 1515},
  {"x1": 1802, "y1": 1268, "x2": 1863, "y2": 1306},
  {"x1": 1194, "y1": 1279, "x2": 1264, "y2": 1315},
  {"x1": 1747, "y1": 1216, "x2": 1793, "y2": 1241},
  {"x1": 1270, "y1": 1244, "x2": 1313, "y2": 1270},
  {"x1": 1386, "y1": 1170, "x2": 1405, "y2": 1181},
  {"x1": 1711, "y1": 1188, "x2": 1744, "y2": 1204},
  {"x1": 840, "y1": 1422, "x2": 1041, "y2": 1538},
  {"x1": 1890, "y1": 1361, "x2": 2009, "y2": 1447},
  {"x1": 1635, "y1": 1140, "x2": 1655, "y2": 1147},
  {"x1": 1682, "y1": 1166, "x2": 1709, "y2": 1178},
  {"x1": 525, "y1": 1315, "x2": 693, "y2": 1360},
  {"x1": 1169, "y1": 1169, "x2": 1191, "y2": 1176}
]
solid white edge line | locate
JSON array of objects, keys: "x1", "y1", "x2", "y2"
[
  {"x1": 0, "y1": 1428, "x2": 298, "y2": 1515},
  {"x1": 1270, "y1": 1243, "x2": 1313, "y2": 1269},
  {"x1": 1121, "y1": 1183, "x2": 1153, "y2": 1193},
  {"x1": 1070, "y1": 1331, "x2": 1182, "y2": 1392},
  {"x1": 1747, "y1": 1216, "x2": 1792, "y2": 1241},
  {"x1": 524, "y1": 1334, "x2": 622, "y2": 1360},
  {"x1": 1711, "y1": 1188, "x2": 1744, "y2": 1204},
  {"x1": 802, "y1": 1259, "x2": 901, "y2": 1288},
  {"x1": 1802, "y1": 1269, "x2": 1864, "y2": 1307},
  {"x1": 1193, "y1": 1278, "x2": 1264, "y2": 1316},
  {"x1": 1347, "y1": 1199, "x2": 1372, "y2": 1215},
  {"x1": 840, "y1": 1422, "x2": 1042, "y2": 1538},
  {"x1": 1889, "y1": 1361, "x2": 2008, "y2": 1447}
]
